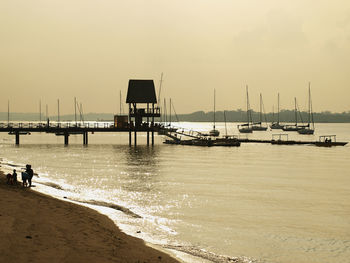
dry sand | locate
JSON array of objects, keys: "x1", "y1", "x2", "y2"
[{"x1": 0, "y1": 171, "x2": 181, "y2": 263}]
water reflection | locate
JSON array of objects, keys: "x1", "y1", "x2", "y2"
[{"x1": 113, "y1": 145, "x2": 161, "y2": 193}]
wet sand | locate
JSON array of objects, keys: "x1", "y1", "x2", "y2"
[{"x1": 0, "y1": 171, "x2": 181, "y2": 263}]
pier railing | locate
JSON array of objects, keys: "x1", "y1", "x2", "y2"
[
  {"x1": 0, "y1": 122, "x2": 115, "y2": 129},
  {"x1": 129, "y1": 107, "x2": 161, "y2": 116}
]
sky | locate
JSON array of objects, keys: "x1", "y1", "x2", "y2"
[{"x1": 1, "y1": 0, "x2": 349, "y2": 115}]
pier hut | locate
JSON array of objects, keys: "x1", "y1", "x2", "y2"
[{"x1": 126, "y1": 79, "x2": 160, "y2": 146}]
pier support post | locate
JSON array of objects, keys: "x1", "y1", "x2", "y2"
[
  {"x1": 83, "y1": 132, "x2": 88, "y2": 145},
  {"x1": 147, "y1": 103, "x2": 149, "y2": 146},
  {"x1": 85, "y1": 132, "x2": 88, "y2": 145},
  {"x1": 129, "y1": 130, "x2": 132, "y2": 146},
  {"x1": 147, "y1": 131, "x2": 149, "y2": 146},
  {"x1": 134, "y1": 130, "x2": 137, "y2": 146},
  {"x1": 64, "y1": 132, "x2": 69, "y2": 145},
  {"x1": 152, "y1": 103, "x2": 155, "y2": 146},
  {"x1": 152, "y1": 128, "x2": 154, "y2": 146},
  {"x1": 15, "y1": 131, "x2": 20, "y2": 145},
  {"x1": 129, "y1": 104, "x2": 132, "y2": 146}
]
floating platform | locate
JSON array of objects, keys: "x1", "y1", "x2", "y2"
[{"x1": 164, "y1": 137, "x2": 241, "y2": 147}]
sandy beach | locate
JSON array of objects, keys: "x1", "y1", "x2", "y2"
[{"x1": 0, "y1": 170, "x2": 181, "y2": 263}]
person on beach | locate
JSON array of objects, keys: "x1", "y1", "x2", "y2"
[
  {"x1": 6, "y1": 173, "x2": 13, "y2": 184},
  {"x1": 26, "y1": 164, "x2": 34, "y2": 187},
  {"x1": 22, "y1": 171, "x2": 29, "y2": 187},
  {"x1": 12, "y1": 169, "x2": 17, "y2": 183}
]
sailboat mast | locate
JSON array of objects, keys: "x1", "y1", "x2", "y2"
[
  {"x1": 309, "y1": 82, "x2": 314, "y2": 129},
  {"x1": 164, "y1": 98, "x2": 167, "y2": 125},
  {"x1": 277, "y1": 93, "x2": 280, "y2": 124},
  {"x1": 120, "y1": 90, "x2": 122, "y2": 115},
  {"x1": 294, "y1": 97, "x2": 297, "y2": 126},
  {"x1": 311, "y1": 91, "x2": 314, "y2": 130},
  {"x1": 7, "y1": 100, "x2": 9, "y2": 125},
  {"x1": 224, "y1": 110, "x2": 227, "y2": 137},
  {"x1": 169, "y1": 98, "x2": 172, "y2": 127},
  {"x1": 74, "y1": 97, "x2": 77, "y2": 125},
  {"x1": 39, "y1": 100, "x2": 42, "y2": 123},
  {"x1": 158, "y1": 73, "x2": 164, "y2": 123},
  {"x1": 259, "y1": 93, "x2": 262, "y2": 123},
  {"x1": 57, "y1": 99, "x2": 60, "y2": 123},
  {"x1": 246, "y1": 86, "x2": 249, "y2": 125},
  {"x1": 308, "y1": 82, "x2": 311, "y2": 126},
  {"x1": 213, "y1": 89, "x2": 216, "y2": 129},
  {"x1": 158, "y1": 73, "x2": 163, "y2": 106},
  {"x1": 80, "y1": 103, "x2": 84, "y2": 123}
]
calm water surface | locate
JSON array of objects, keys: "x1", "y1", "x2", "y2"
[{"x1": 0, "y1": 122, "x2": 349, "y2": 263}]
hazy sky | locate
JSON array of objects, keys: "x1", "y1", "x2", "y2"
[{"x1": 1, "y1": 0, "x2": 349, "y2": 114}]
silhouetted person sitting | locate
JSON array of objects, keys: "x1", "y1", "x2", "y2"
[{"x1": 6, "y1": 173, "x2": 12, "y2": 184}]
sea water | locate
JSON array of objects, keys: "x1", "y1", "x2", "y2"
[{"x1": 0, "y1": 122, "x2": 349, "y2": 263}]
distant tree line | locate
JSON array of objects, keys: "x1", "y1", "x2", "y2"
[
  {"x1": 1, "y1": 110, "x2": 350, "y2": 123},
  {"x1": 170, "y1": 109, "x2": 350, "y2": 123}
]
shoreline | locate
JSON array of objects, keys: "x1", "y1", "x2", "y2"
[{"x1": 0, "y1": 170, "x2": 182, "y2": 263}]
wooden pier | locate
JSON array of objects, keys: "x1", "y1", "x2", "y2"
[
  {"x1": 0, "y1": 122, "x2": 159, "y2": 145},
  {"x1": 1, "y1": 79, "x2": 161, "y2": 146}
]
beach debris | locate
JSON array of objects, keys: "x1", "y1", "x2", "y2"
[
  {"x1": 162, "y1": 245, "x2": 259, "y2": 263},
  {"x1": 25, "y1": 235, "x2": 32, "y2": 239},
  {"x1": 68, "y1": 198, "x2": 142, "y2": 218},
  {"x1": 137, "y1": 230, "x2": 141, "y2": 233}
]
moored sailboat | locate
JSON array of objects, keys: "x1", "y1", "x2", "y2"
[
  {"x1": 252, "y1": 93, "x2": 268, "y2": 131},
  {"x1": 282, "y1": 97, "x2": 303, "y2": 131},
  {"x1": 270, "y1": 93, "x2": 284, "y2": 129},
  {"x1": 298, "y1": 83, "x2": 315, "y2": 135},
  {"x1": 209, "y1": 89, "x2": 220, "y2": 137},
  {"x1": 238, "y1": 86, "x2": 253, "y2": 133}
]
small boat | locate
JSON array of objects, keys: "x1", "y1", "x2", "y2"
[
  {"x1": 315, "y1": 135, "x2": 348, "y2": 147},
  {"x1": 209, "y1": 89, "x2": 220, "y2": 137},
  {"x1": 213, "y1": 136, "x2": 241, "y2": 147},
  {"x1": 238, "y1": 86, "x2": 253, "y2": 133},
  {"x1": 252, "y1": 122, "x2": 267, "y2": 131},
  {"x1": 270, "y1": 93, "x2": 284, "y2": 129},
  {"x1": 238, "y1": 125, "x2": 253, "y2": 133},
  {"x1": 298, "y1": 83, "x2": 315, "y2": 135},
  {"x1": 209, "y1": 129, "x2": 220, "y2": 137},
  {"x1": 283, "y1": 125, "x2": 302, "y2": 131},
  {"x1": 270, "y1": 122, "x2": 284, "y2": 129},
  {"x1": 164, "y1": 136, "x2": 240, "y2": 147},
  {"x1": 298, "y1": 125, "x2": 314, "y2": 134}
]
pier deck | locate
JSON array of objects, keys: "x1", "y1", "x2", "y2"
[{"x1": 0, "y1": 122, "x2": 157, "y2": 145}]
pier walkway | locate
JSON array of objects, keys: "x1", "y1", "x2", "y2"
[{"x1": 0, "y1": 122, "x2": 157, "y2": 145}]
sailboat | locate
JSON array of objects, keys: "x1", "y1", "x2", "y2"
[
  {"x1": 270, "y1": 93, "x2": 284, "y2": 129},
  {"x1": 209, "y1": 89, "x2": 220, "y2": 137},
  {"x1": 252, "y1": 93, "x2": 268, "y2": 131},
  {"x1": 298, "y1": 83, "x2": 315, "y2": 135},
  {"x1": 238, "y1": 86, "x2": 253, "y2": 133},
  {"x1": 282, "y1": 97, "x2": 303, "y2": 131}
]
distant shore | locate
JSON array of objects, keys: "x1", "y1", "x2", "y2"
[
  {"x1": 1, "y1": 110, "x2": 349, "y2": 123},
  {"x1": 0, "y1": 170, "x2": 181, "y2": 263}
]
